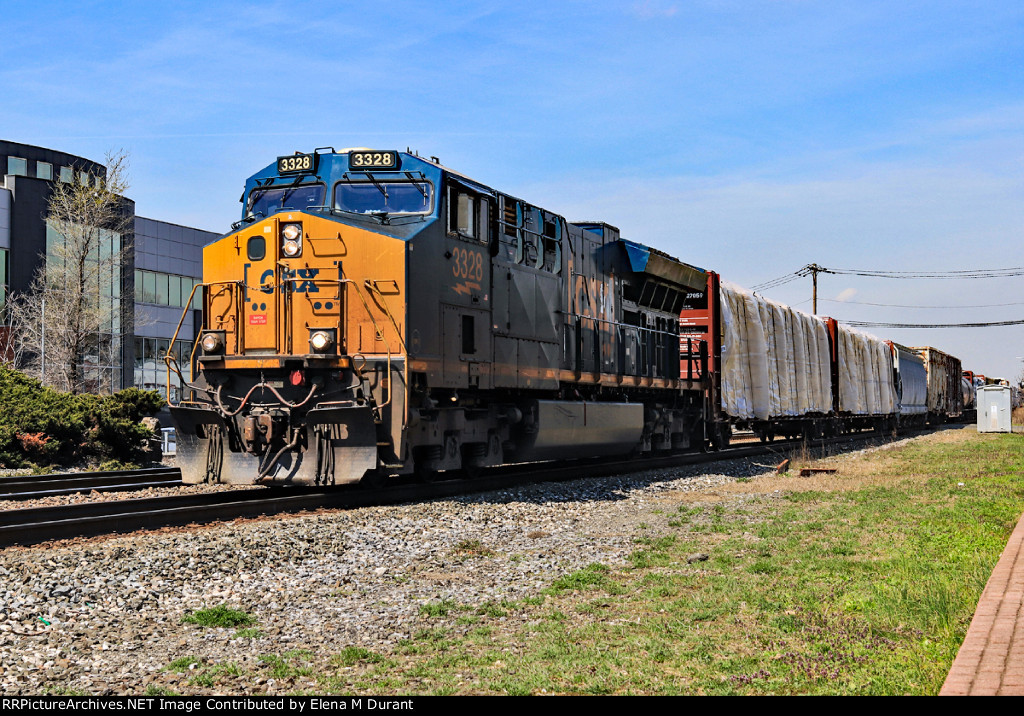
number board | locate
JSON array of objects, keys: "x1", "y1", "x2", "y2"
[
  {"x1": 349, "y1": 150, "x2": 400, "y2": 170},
  {"x1": 277, "y1": 153, "x2": 318, "y2": 174}
]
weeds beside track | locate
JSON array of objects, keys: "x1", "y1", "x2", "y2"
[{"x1": 305, "y1": 427, "x2": 1024, "y2": 695}]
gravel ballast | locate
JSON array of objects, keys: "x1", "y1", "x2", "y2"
[{"x1": 0, "y1": 446, "x2": 874, "y2": 695}]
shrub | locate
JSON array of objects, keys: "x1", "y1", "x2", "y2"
[
  {"x1": 0, "y1": 365, "x2": 163, "y2": 467},
  {"x1": 86, "y1": 388, "x2": 166, "y2": 464}
]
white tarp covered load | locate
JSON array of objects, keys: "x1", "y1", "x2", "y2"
[
  {"x1": 893, "y1": 345, "x2": 927, "y2": 415},
  {"x1": 719, "y1": 282, "x2": 832, "y2": 420},
  {"x1": 836, "y1": 325, "x2": 897, "y2": 415}
]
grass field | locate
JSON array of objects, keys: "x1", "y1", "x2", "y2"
[{"x1": 180, "y1": 427, "x2": 1024, "y2": 695}]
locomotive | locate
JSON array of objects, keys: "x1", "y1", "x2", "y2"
[
  {"x1": 167, "y1": 147, "x2": 963, "y2": 486},
  {"x1": 168, "y1": 148, "x2": 711, "y2": 485}
]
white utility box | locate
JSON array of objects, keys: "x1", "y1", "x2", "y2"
[{"x1": 977, "y1": 385, "x2": 1012, "y2": 433}]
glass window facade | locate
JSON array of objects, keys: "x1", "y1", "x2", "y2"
[
  {"x1": 36, "y1": 162, "x2": 52, "y2": 180},
  {"x1": 135, "y1": 269, "x2": 200, "y2": 309},
  {"x1": 44, "y1": 221, "x2": 124, "y2": 394},
  {"x1": 135, "y1": 336, "x2": 193, "y2": 402},
  {"x1": 59, "y1": 166, "x2": 73, "y2": 183},
  {"x1": 7, "y1": 157, "x2": 27, "y2": 176}
]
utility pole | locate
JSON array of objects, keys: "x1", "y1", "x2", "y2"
[{"x1": 798, "y1": 264, "x2": 833, "y2": 314}]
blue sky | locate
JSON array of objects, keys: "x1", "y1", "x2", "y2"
[{"x1": 3, "y1": 1, "x2": 1023, "y2": 380}]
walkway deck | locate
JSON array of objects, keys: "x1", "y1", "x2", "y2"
[{"x1": 940, "y1": 511, "x2": 1024, "y2": 695}]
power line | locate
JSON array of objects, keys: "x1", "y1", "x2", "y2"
[
  {"x1": 822, "y1": 266, "x2": 1024, "y2": 280},
  {"x1": 840, "y1": 318, "x2": 1024, "y2": 329},
  {"x1": 750, "y1": 272, "x2": 802, "y2": 291},
  {"x1": 751, "y1": 264, "x2": 1024, "y2": 324},
  {"x1": 752, "y1": 263, "x2": 1024, "y2": 292},
  {"x1": 821, "y1": 298, "x2": 1024, "y2": 309}
]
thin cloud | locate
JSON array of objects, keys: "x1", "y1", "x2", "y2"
[{"x1": 630, "y1": 1, "x2": 679, "y2": 19}]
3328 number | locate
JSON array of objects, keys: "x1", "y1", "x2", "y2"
[
  {"x1": 277, "y1": 154, "x2": 314, "y2": 173},
  {"x1": 452, "y1": 247, "x2": 483, "y2": 282},
  {"x1": 350, "y1": 151, "x2": 397, "y2": 169}
]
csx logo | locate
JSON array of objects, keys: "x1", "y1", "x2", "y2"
[{"x1": 259, "y1": 267, "x2": 320, "y2": 293}]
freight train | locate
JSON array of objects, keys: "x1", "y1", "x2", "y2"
[{"x1": 166, "y1": 148, "x2": 968, "y2": 486}]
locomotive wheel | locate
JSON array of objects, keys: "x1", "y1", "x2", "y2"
[
  {"x1": 359, "y1": 469, "x2": 389, "y2": 489},
  {"x1": 460, "y1": 442, "x2": 487, "y2": 479},
  {"x1": 459, "y1": 464, "x2": 483, "y2": 480},
  {"x1": 413, "y1": 445, "x2": 445, "y2": 483},
  {"x1": 415, "y1": 463, "x2": 443, "y2": 483}
]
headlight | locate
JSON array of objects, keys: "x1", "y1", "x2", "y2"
[
  {"x1": 201, "y1": 331, "x2": 224, "y2": 354},
  {"x1": 281, "y1": 223, "x2": 302, "y2": 257},
  {"x1": 308, "y1": 328, "x2": 335, "y2": 353}
]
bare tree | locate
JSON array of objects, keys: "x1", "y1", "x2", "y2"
[
  {"x1": 6, "y1": 151, "x2": 132, "y2": 394},
  {"x1": 0, "y1": 295, "x2": 35, "y2": 370}
]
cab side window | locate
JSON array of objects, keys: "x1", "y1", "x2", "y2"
[{"x1": 448, "y1": 185, "x2": 489, "y2": 244}]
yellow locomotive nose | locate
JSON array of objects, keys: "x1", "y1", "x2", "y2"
[{"x1": 170, "y1": 203, "x2": 412, "y2": 486}]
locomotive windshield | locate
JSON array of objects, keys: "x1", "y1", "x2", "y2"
[
  {"x1": 248, "y1": 184, "x2": 325, "y2": 217},
  {"x1": 334, "y1": 180, "x2": 433, "y2": 215}
]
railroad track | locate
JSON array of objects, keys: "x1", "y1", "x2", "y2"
[
  {"x1": 0, "y1": 428, "x2": 936, "y2": 548},
  {"x1": 0, "y1": 467, "x2": 182, "y2": 501}
]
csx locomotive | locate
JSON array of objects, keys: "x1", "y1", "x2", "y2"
[
  {"x1": 169, "y1": 148, "x2": 711, "y2": 484},
  {"x1": 167, "y1": 147, "x2": 963, "y2": 486}
]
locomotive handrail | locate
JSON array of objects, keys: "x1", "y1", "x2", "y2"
[
  {"x1": 568, "y1": 311, "x2": 683, "y2": 381},
  {"x1": 497, "y1": 217, "x2": 551, "y2": 241},
  {"x1": 565, "y1": 312, "x2": 680, "y2": 338},
  {"x1": 499, "y1": 219, "x2": 562, "y2": 272},
  {"x1": 566, "y1": 312, "x2": 707, "y2": 383},
  {"x1": 679, "y1": 336, "x2": 708, "y2": 383},
  {"x1": 276, "y1": 261, "x2": 293, "y2": 355},
  {"x1": 363, "y1": 279, "x2": 408, "y2": 352},
  {"x1": 164, "y1": 280, "x2": 244, "y2": 406},
  {"x1": 163, "y1": 345, "x2": 216, "y2": 407},
  {"x1": 345, "y1": 279, "x2": 396, "y2": 413},
  {"x1": 362, "y1": 278, "x2": 412, "y2": 424}
]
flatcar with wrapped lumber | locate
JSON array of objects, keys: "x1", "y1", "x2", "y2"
[
  {"x1": 166, "y1": 146, "x2": 962, "y2": 486},
  {"x1": 679, "y1": 272, "x2": 927, "y2": 443}
]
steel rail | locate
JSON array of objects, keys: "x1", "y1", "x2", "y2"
[
  {"x1": 0, "y1": 427, "x2": 942, "y2": 548},
  {"x1": 0, "y1": 467, "x2": 182, "y2": 501}
]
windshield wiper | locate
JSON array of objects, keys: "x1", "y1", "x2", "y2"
[
  {"x1": 404, "y1": 172, "x2": 428, "y2": 201},
  {"x1": 329, "y1": 207, "x2": 387, "y2": 224},
  {"x1": 234, "y1": 210, "x2": 266, "y2": 229},
  {"x1": 362, "y1": 171, "x2": 389, "y2": 201}
]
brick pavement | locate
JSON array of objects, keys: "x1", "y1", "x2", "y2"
[{"x1": 940, "y1": 511, "x2": 1024, "y2": 695}]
